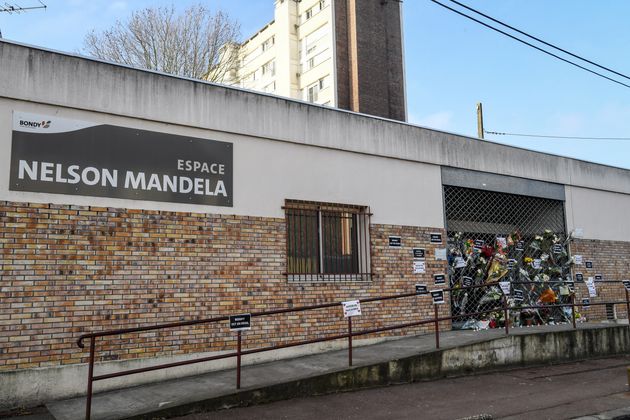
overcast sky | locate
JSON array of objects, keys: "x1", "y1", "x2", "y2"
[{"x1": 2, "y1": 0, "x2": 630, "y2": 169}]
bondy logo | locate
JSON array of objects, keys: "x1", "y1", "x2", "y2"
[{"x1": 19, "y1": 120, "x2": 51, "y2": 129}]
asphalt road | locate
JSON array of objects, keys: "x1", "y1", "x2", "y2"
[{"x1": 174, "y1": 356, "x2": 630, "y2": 420}]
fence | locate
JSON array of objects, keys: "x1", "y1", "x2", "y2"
[{"x1": 77, "y1": 280, "x2": 630, "y2": 420}]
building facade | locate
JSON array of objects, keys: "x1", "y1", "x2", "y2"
[
  {"x1": 219, "y1": 0, "x2": 407, "y2": 121},
  {"x1": 1, "y1": 41, "x2": 630, "y2": 409}
]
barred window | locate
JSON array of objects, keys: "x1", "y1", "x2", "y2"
[{"x1": 284, "y1": 200, "x2": 371, "y2": 282}]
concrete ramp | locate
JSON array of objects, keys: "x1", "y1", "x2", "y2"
[{"x1": 46, "y1": 324, "x2": 630, "y2": 420}]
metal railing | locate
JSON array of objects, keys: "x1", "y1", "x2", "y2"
[{"x1": 77, "y1": 280, "x2": 630, "y2": 420}]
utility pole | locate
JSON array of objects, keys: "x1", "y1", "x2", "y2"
[
  {"x1": 0, "y1": 1, "x2": 47, "y2": 38},
  {"x1": 476, "y1": 102, "x2": 484, "y2": 139}
]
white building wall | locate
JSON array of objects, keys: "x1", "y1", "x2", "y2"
[{"x1": 565, "y1": 186, "x2": 630, "y2": 242}]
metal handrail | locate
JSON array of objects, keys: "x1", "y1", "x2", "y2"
[{"x1": 77, "y1": 280, "x2": 630, "y2": 420}]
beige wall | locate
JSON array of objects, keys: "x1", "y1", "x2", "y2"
[
  {"x1": 566, "y1": 186, "x2": 630, "y2": 242},
  {"x1": 0, "y1": 99, "x2": 445, "y2": 228}
]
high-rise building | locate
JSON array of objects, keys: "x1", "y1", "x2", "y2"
[{"x1": 219, "y1": 0, "x2": 407, "y2": 121}]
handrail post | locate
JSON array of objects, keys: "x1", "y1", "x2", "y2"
[
  {"x1": 348, "y1": 317, "x2": 353, "y2": 367},
  {"x1": 434, "y1": 304, "x2": 440, "y2": 349},
  {"x1": 503, "y1": 295, "x2": 509, "y2": 335},
  {"x1": 236, "y1": 331, "x2": 242, "y2": 390},
  {"x1": 571, "y1": 293, "x2": 577, "y2": 329},
  {"x1": 625, "y1": 288, "x2": 630, "y2": 323},
  {"x1": 85, "y1": 337, "x2": 96, "y2": 420}
]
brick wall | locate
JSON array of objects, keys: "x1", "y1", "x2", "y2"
[
  {"x1": 0, "y1": 201, "x2": 447, "y2": 371},
  {"x1": 570, "y1": 239, "x2": 630, "y2": 322},
  {"x1": 334, "y1": 0, "x2": 406, "y2": 121}
]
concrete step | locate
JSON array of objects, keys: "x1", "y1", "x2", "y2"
[{"x1": 46, "y1": 323, "x2": 629, "y2": 420}]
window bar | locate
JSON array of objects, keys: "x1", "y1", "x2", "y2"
[{"x1": 317, "y1": 208, "x2": 323, "y2": 282}]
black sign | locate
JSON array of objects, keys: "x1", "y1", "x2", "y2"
[
  {"x1": 462, "y1": 276, "x2": 473, "y2": 287},
  {"x1": 389, "y1": 236, "x2": 402, "y2": 247},
  {"x1": 474, "y1": 239, "x2": 484, "y2": 249},
  {"x1": 10, "y1": 114, "x2": 233, "y2": 206},
  {"x1": 229, "y1": 314, "x2": 251, "y2": 331},
  {"x1": 434, "y1": 274, "x2": 446, "y2": 285},
  {"x1": 415, "y1": 284, "x2": 428, "y2": 294},
  {"x1": 585, "y1": 261, "x2": 593, "y2": 269},
  {"x1": 430, "y1": 233, "x2": 442, "y2": 243},
  {"x1": 594, "y1": 274, "x2": 603, "y2": 281},
  {"x1": 581, "y1": 298, "x2": 590, "y2": 308},
  {"x1": 552, "y1": 244, "x2": 563, "y2": 254},
  {"x1": 413, "y1": 248, "x2": 426, "y2": 259},
  {"x1": 575, "y1": 273, "x2": 584, "y2": 282},
  {"x1": 507, "y1": 259, "x2": 517, "y2": 270},
  {"x1": 514, "y1": 289, "x2": 524, "y2": 302},
  {"x1": 515, "y1": 241, "x2": 525, "y2": 251},
  {"x1": 622, "y1": 280, "x2": 630, "y2": 291},
  {"x1": 566, "y1": 280, "x2": 575, "y2": 292},
  {"x1": 430, "y1": 290, "x2": 445, "y2": 304}
]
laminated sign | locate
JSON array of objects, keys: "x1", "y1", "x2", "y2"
[
  {"x1": 623, "y1": 280, "x2": 630, "y2": 291},
  {"x1": 415, "y1": 284, "x2": 428, "y2": 295},
  {"x1": 586, "y1": 278, "x2": 597, "y2": 298},
  {"x1": 499, "y1": 281, "x2": 511, "y2": 295},
  {"x1": 342, "y1": 300, "x2": 362, "y2": 317},
  {"x1": 430, "y1": 290, "x2": 445, "y2": 304},
  {"x1": 229, "y1": 314, "x2": 251, "y2": 331}
]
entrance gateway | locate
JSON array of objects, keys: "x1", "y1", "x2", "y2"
[{"x1": 442, "y1": 168, "x2": 569, "y2": 330}]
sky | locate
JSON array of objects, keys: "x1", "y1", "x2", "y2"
[{"x1": 2, "y1": 0, "x2": 630, "y2": 169}]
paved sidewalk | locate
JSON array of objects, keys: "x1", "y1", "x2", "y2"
[
  {"x1": 173, "y1": 356, "x2": 630, "y2": 420},
  {"x1": 44, "y1": 323, "x2": 623, "y2": 420}
]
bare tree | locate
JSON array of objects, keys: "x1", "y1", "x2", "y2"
[{"x1": 83, "y1": 4, "x2": 240, "y2": 81}]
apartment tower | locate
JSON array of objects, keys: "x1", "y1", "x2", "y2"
[{"x1": 220, "y1": 0, "x2": 406, "y2": 121}]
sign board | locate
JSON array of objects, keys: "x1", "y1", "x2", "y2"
[
  {"x1": 412, "y1": 248, "x2": 426, "y2": 259},
  {"x1": 430, "y1": 233, "x2": 442, "y2": 243},
  {"x1": 434, "y1": 248, "x2": 447, "y2": 261},
  {"x1": 514, "y1": 289, "x2": 524, "y2": 302},
  {"x1": 454, "y1": 257, "x2": 467, "y2": 268},
  {"x1": 586, "y1": 277, "x2": 597, "y2": 297},
  {"x1": 434, "y1": 274, "x2": 446, "y2": 285},
  {"x1": 496, "y1": 237, "x2": 507, "y2": 248},
  {"x1": 566, "y1": 280, "x2": 575, "y2": 292},
  {"x1": 229, "y1": 314, "x2": 251, "y2": 331},
  {"x1": 462, "y1": 276, "x2": 473, "y2": 287},
  {"x1": 552, "y1": 244, "x2": 563, "y2": 254},
  {"x1": 388, "y1": 236, "x2": 402, "y2": 247},
  {"x1": 342, "y1": 300, "x2": 362, "y2": 317},
  {"x1": 622, "y1": 280, "x2": 630, "y2": 291},
  {"x1": 473, "y1": 239, "x2": 484, "y2": 249},
  {"x1": 594, "y1": 274, "x2": 603, "y2": 281},
  {"x1": 575, "y1": 273, "x2": 584, "y2": 282},
  {"x1": 532, "y1": 259, "x2": 542, "y2": 269},
  {"x1": 585, "y1": 261, "x2": 593, "y2": 269},
  {"x1": 515, "y1": 241, "x2": 525, "y2": 251},
  {"x1": 9, "y1": 112, "x2": 233, "y2": 206},
  {"x1": 415, "y1": 284, "x2": 428, "y2": 294},
  {"x1": 413, "y1": 260, "x2": 426, "y2": 274},
  {"x1": 507, "y1": 259, "x2": 517, "y2": 270},
  {"x1": 573, "y1": 255, "x2": 583, "y2": 265},
  {"x1": 499, "y1": 281, "x2": 511, "y2": 295},
  {"x1": 430, "y1": 289, "x2": 445, "y2": 304},
  {"x1": 582, "y1": 298, "x2": 590, "y2": 308}
]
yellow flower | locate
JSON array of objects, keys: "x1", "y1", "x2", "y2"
[{"x1": 524, "y1": 257, "x2": 533, "y2": 263}]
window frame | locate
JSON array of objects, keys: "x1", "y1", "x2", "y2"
[{"x1": 284, "y1": 199, "x2": 372, "y2": 283}]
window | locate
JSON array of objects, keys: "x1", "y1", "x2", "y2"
[
  {"x1": 302, "y1": 0, "x2": 326, "y2": 22},
  {"x1": 262, "y1": 60, "x2": 275, "y2": 77},
  {"x1": 263, "y1": 81, "x2": 276, "y2": 93},
  {"x1": 285, "y1": 200, "x2": 371, "y2": 282},
  {"x1": 306, "y1": 83, "x2": 319, "y2": 102},
  {"x1": 261, "y1": 36, "x2": 275, "y2": 52}
]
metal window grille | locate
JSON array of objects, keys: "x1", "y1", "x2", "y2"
[
  {"x1": 444, "y1": 186, "x2": 569, "y2": 329},
  {"x1": 284, "y1": 200, "x2": 371, "y2": 282},
  {"x1": 606, "y1": 303, "x2": 616, "y2": 320}
]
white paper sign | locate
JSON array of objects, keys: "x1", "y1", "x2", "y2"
[
  {"x1": 532, "y1": 259, "x2": 542, "y2": 269},
  {"x1": 499, "y1": 281, "x2": 511, "y2": 295},
  {"x1": 573, "y1": 255, "x2": 583, "y2": 265},
  {"x1": 413, "y1": 260, "x2": 426, "y2": 274},
  {"x1": 454, "y1": 257, "x2": 467, "y2": 268},
  {"x1": 342, "y1": 300, "x2": 362, "y2": 317},
  {"x1": 434, "y1": 248, "x2": 447, "y2": 261},
  {"x1": 586, "y1": 277, "x2": 597, "y2": 298},
  {"x1": 496, "y1": 237, "x2": 507, "y2": 248}
]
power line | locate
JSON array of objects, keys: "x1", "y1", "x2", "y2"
[
  {"x1": 445, "y1": 0, "x2": 630, "y2": 82},
  {"x1": 485, "y1": 130, "x2": 630, "y2": 141},
  {"x1": 428, "y1": 0, "x2": 630, "y2": 89}
]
